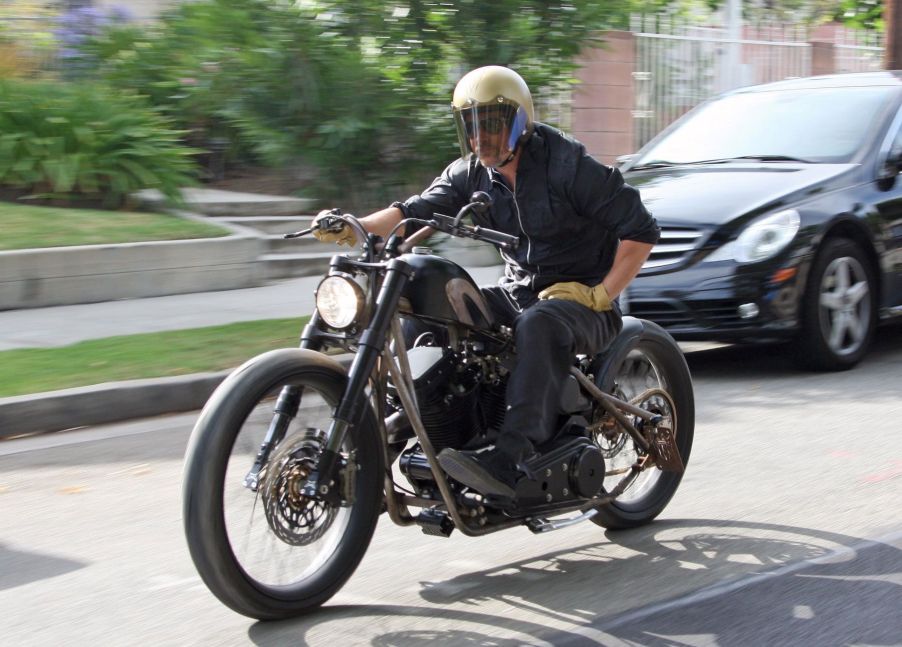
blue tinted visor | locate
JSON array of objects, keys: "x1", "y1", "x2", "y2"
[{"x1": 453, "y1": 101, "x2": 528, "y2": 167}]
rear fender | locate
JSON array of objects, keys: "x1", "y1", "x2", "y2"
[{"x1": 589, "y1": 316, "x2": 646, "y2": 393}]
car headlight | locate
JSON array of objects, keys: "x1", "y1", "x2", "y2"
[
  {"x1": 705, "y1": 208, "x2": 800, "y2": 264},
  {"x1": 315, "y1": 275, "x2": 366, "y2": 330}
]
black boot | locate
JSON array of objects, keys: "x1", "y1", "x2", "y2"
[{"x1": 438, "y1": 445, "x2": 535, "y2": 499}]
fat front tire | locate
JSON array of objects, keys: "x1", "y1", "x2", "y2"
[
  {"x1": 797, "y1": 237, "x2": 877, "y2": 371},
  {"x1": 591, "y1": 321, "x2": 694, "y2": 530},
  {"x1": 182, "y1": 349, "x2": 383, "y2": 620}
]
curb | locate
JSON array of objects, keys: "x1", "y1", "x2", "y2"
[
  {"x1": 0, "y1": 355, "x2": 355, "y2": 439},
  {"x1": 0, "y1": 371, "x2": 230, "y2": 439}
]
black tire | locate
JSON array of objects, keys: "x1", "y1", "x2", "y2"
[
  {"x1": 797, "y1": 237, "x2": 877, "y2": 371},
  {"x1": 591, "y1": 321, "x2": 694, "y2": 530},
  {"x1": 182, "y1": 349, "x2": 383, "y2": 620}
]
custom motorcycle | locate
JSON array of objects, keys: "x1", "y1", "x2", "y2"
[{"x1": 182, "y1": 193, "x2": 694, "y2": 619}]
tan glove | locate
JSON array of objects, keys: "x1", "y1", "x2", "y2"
[
  {"x1": 538, "y1": 281, "x2": 612, "y2": 312},
  {"x1": 312, "y1": 210, "x2": 357, "y2": 247}
]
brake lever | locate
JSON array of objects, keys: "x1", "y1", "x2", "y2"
[{"x1": 284, "y1": 227, "x2": 313, "y2": 239}]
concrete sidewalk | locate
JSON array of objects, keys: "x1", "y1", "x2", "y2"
[{"x1": 0, "y1": 265, "x2": 505, "y2": 437}]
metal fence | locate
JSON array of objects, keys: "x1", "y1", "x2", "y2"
[
  {"x1": 834, "y1": 27, "x2": 884, "y2": 73},
  {"x1": 630, "y1": 15, "x2": 885, "y2": 150}
]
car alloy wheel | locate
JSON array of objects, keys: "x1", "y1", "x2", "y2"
[{"x1": 799, "y1": 237, "x2": 876, "y2": 371}]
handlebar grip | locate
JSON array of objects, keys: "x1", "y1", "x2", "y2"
[{"x1": 473, "y1": 226, "x2": 519, "y2": 251}]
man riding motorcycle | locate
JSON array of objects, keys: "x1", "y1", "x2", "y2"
[{"x1": 312, "y1": 65, "x2": 659, "y2": 500}]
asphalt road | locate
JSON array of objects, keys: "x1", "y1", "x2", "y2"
[{"x1": 2, "y1": 324, "x2": 901, "y2": 646}]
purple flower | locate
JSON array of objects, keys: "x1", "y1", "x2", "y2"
[{"x1": 54, "y1": 3, "x2": 134, "y2": 55}]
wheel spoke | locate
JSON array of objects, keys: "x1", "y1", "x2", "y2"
[
  {"x1": 221, "y1": 389, "x2": 351, "y2": 588},
  {"x1": 828, "y1": 311, "x2": 847, "y2": 351},
  {"x1": 834, "y1": 258, "x2": 851, "y2": 292},
  {"x1": 847, "y1": 280, "x2": 869, "y2": 306},
  {"x1": 847, "y1": 311, "x2": 867, "y2": 344}
]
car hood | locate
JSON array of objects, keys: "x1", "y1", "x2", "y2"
[{"x1": 624, "y1": 163, "x2": 858, "y2": 226}]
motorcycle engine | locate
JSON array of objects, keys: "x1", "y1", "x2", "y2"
[{"x1": 390, "y1": 346, "x2": 504, "y2": 452}]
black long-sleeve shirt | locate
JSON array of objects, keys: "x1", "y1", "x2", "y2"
[{"x1": 398, "y1": 123, "x2": 660, "y2": 301}]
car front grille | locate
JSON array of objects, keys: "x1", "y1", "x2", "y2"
[
  {"x1": 642, "y1": 227, "x2": 704, "y2": 270},
  {"x1": 628, "y1": 299, "x2": 747, "y2": 330}
]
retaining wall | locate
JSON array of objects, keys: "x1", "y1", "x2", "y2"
[{"x1": 0, "y1": 231, "x2": 264, "y2": 310}]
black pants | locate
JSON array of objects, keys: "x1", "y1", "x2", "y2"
[{"x1": 479, "y1": 286, "x2": 622, "y2": 459}]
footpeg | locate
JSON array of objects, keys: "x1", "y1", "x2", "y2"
[{"x1": 416, "y1": 509, "x2": 455, "y2": 537}]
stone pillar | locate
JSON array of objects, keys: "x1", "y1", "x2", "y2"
[
  {"x1": 887, "y1": 0, "x2": 902, "y2": 69},
  {"x1": 571, "y1": 31, "x2": 635, "y2": 166},
  {"x1": 810, "y1": 41, "x2": 835, "y2": 76}
]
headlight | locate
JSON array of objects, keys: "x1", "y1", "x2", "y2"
[
  {"x1": 705, "y1": 209, "x2": 800, "y2": 264},
  {"x1": 315, "y1": 275, "x2": 366, "y2": 329}
]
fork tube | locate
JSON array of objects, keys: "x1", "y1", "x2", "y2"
[
  {"x1": 243, "y1": 385, "x2": 302, "y2": 489},
  {"x1": 316, "y1": 259, "x2": 413, "y2": 491}
]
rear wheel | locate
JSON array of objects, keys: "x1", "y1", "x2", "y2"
[
  {"x1": 182, "y1": 349, "x2": 383, "y2": 620},
  {"x1": 591, "y1": 322, "x2": 694, "y2": 530}
]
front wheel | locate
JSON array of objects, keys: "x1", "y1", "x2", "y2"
[
  {"x1": 591, "y1": 321, "x2": 694, "y2": 530},
  {"x1": 182, "y1": 349, "x2": 383, "y2": 620}
]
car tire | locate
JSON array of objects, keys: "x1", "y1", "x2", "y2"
[{"x1": 797, "y1": 237, "x2": 876, "y2": 371}]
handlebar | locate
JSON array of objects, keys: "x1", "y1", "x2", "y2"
[
  {"x1": 428, "y1": 213, "x2": 519, "y2": 251},
  {"x1": 283, "y1": 197, "x2": 520, "y2": 257}
]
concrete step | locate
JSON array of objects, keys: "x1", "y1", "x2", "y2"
[
  {"x1": 223, "y1": 215, "x2": 314, "y2": 235},
  {"x1": 135, "y1": 188, "x2": 317, "y2": 217},
  {"x1": 265, "y1": 234, "x2": 323, "y2": 253},
  {"x1": 261, "y1": 251, "x2": 336, "y2": 280}
]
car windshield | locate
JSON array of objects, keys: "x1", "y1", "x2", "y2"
[{"x1": 634, "y1": 86, "x2": 897, "y2": 166}]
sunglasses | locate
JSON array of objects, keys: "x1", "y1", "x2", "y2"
[{"x1": 463, "y1": 116, "x2": 507, "y2": 137}]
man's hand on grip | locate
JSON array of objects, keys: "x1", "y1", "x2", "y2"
[
  {"x1": 312, "y1": 209, "x2": 357, "y2": 247},
  {"x1": 538, "y1": 281, "x2": 612, "y2": 312}
]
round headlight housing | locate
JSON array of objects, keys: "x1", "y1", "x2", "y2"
[{"x1": 315, "y1": 275, "x2": 366, "y2": 330}]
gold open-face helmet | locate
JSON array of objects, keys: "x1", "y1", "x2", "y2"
[{"x1": 452, "y1": 66, "x2": 535, "y2": 168}]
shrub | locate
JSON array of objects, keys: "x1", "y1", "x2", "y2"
[
  {"x1": 0, "y1": 79, "x2": 198, "y2": 207},
  {"x1": 79, "y1": 0, "x2": 632, "y2": 209}
]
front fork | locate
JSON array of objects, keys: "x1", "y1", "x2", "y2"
[{"x1": 308, "y1": 259, "x2": 414, "y2": 503}]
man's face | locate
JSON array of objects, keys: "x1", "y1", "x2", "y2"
[{"x1": 464, "y1": 107, "x2": 513, "y2": 168}]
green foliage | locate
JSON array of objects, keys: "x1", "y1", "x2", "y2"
[
  {"x1": 0, "y1": 317, "x2": 310, "y2": 397},
  {"x1": 833, "y1": 0, "x2": 883, "y2": 30},
  {"x1": 0, "y1": 201, "x2": 227, "y2": 250},
  {"x1": 0, "y1": 79, "x2": 198, "y2": 207},
  {"x1": 77, "y1": 0, "x2": 635, "y2": 208}
]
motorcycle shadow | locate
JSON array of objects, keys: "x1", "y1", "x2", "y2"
[{"x1": 246, "y1": 518, "x2": 902, "y2": 646}]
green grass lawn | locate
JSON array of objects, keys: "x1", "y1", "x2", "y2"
[
  {"x1": 0, "y1": 317, "x2": 310, "y2": 397},
  {"x1": 0, "y1": 201, "x2": 229, "y2": 250}
]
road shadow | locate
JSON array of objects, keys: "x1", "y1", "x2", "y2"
[
  {"x1": 0, "y1": 542, "x2": 86, "y2": 592},
  {"x1": 244, "y1": 519, "x2": 902, "y2": 646}
]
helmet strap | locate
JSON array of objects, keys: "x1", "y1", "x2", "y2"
[{"x1": 496, "y1": 148, "x2": 517, "y2": 168}]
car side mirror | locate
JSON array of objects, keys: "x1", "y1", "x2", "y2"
[{"x1": 878, "y1": 149, "x2": 902, "y2": 181}]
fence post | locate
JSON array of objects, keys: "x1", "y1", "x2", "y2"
[
  {"x1": 810, "y1": 41, "x2": 836, "y2": 75},
  {"x1": 572, "y1": 30, "x2": 636, "y2": 165}
]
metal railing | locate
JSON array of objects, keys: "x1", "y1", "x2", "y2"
[{"x1": 630, "y1": 16, "x2": 885, "y2": 150}]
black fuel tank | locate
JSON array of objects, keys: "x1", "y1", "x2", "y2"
[{"x1": 399, "y1": 251, "x2": 495, "y2": 330}]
